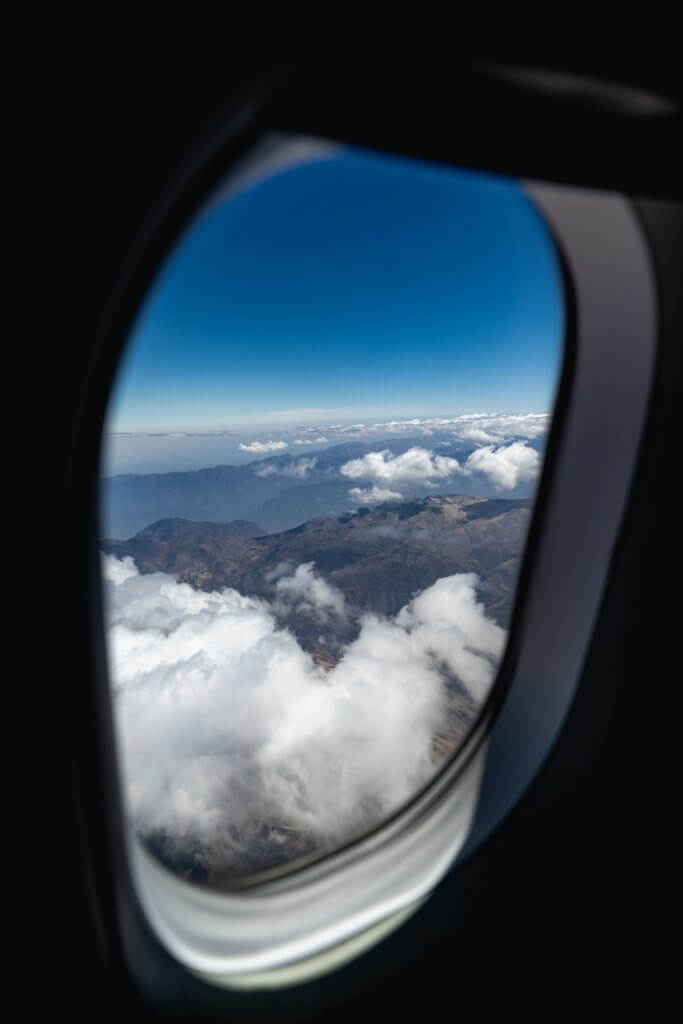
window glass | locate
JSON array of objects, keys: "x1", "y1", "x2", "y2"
[{"x1": 100, "y1": 138, "x2": 564, "y2": 887}]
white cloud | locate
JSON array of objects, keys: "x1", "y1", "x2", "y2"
[
  {"x1": 348, "y1": 486, "x2": 403, "y2": 505},
  {"x1": 428, "y1": 412, "x2": 549, "y2": 443},
  {"x1": 319, "y1": 412, "x2": 549, "y2": 445},
  {"x1": 263, "y1": 561, "x2": 294, "y2": 583},
  {"x1": 338, "y1": 435, "x2": 541, "y2": 494},
  {"x1": 239, "y1": 440, "x2": 289, "y2": 454},
  {"x1": 254, "y1": 457, "x2": 317, "y2": 480},
  {"x1": 281, "y1": 457, "x2": 317, "y2": 479},
  {"x1": 103, "y1": 557, "x2": 504, "y2": 871},
  {"x1": 464, "y1": 441, "x2": 540, "y2": 490},
  {"x1": 274, "y1": 561, "x2": 346, "y2": 620},
  {"x1": 294, "y1": 436, "x2": 328, "y2": 445},
  {"x1": 340, "y1": 447, "x2": 460, "y2": 489},
  {"x1": 253, "y1": 463, "x2": 278, "y2": 477},
  {"x1": 457, "y1": 426, "x2": 500, "y2": 443}
]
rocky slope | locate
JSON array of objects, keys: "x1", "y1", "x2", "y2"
[{"x1": 104, "y1": 494, "x2": 530, "y2": 640}]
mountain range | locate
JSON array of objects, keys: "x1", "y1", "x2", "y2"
[
  {"x1": 102, "y1": 435, "x2": 540, "y2": 538},
  {"x1": 104, "y1": 493, "x2": 530, "y2": 640}
]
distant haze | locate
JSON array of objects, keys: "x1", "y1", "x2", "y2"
[
  {"x1": 102, "y1": 411, "x2": 550, "y2": 477},
  {"x1": 101, "y1": 413, "x2": 550, "y2": 538}
]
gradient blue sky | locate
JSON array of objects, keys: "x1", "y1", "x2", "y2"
[{"x1": 107, "y1": 144, "x2": 565, "y2": 433}]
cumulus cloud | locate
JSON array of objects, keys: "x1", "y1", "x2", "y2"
[
  {"x1": 103, "y1": 556, "x2": 504, "y2": 875},
  {"x1": 263, "y1": 561, "x2": 294, "y2": 583},
  {"x1": 239, "y1": 440, "x2": 289, "y2": 454},
  {"x1": 348, "y1": 486, "x2": 403, "y2": 505},
  {"x1": 457, "y1": 426, "x2": 501, "y2": 444},
  {"x1": 464, "y1": 441, "x2": 540, "y2": 490},
  {"x1": 274, "y1": 561, "x2": 347, "y2": 620},
  {"x1": 281, "y1": 457, "x2": 317, "y2": 479},
  {"x1": 341, "y1": 447, "x2": 461, "y2": 489},
  {"x1": 254, "y1": 457, "x2": 317, "y2": 479},
  {"x1": 339, "y1": 437, "x2": 540, "y2": 495},
  {"x1": 294, "y1": 436, "x2": 328, "y2": 445}
]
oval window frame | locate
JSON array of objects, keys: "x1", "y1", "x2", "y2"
[{"x1": 84, "y1": 125, "x2": 656, "y2": 990}]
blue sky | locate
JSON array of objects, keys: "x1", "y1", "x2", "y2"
[{"x1": 107, "y1": 143, "x2": 565, "y2": 433}]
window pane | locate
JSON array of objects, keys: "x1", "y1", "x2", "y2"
[{"x1": 100, "y1": 137, "x2": 565, "y2": 887}]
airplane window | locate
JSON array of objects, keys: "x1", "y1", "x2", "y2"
[{"x1": 99, "y1": 135, "x2": 565, "y2": 891}]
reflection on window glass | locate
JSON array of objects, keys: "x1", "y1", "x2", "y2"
[{"x1": 100, "y1": 137, "x2": 564, "y2": 886}]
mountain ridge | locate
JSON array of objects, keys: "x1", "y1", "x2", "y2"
[
  {"x1": 103, "y1": 494, "x2": 531, "y2": 632},
  {"x1": 102, "y1": 434, "x2": 541, "y2": 537}
]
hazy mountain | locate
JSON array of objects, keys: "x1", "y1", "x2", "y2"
[
  {"x1": 102, "y1": 435, "x2": 539, "y2": 537},
  {"x1": 104, "y1": 494, "x2": 531, "y2": 638},
  {"x1": 101, "y1": 437, "x2": 434, "y2": 537},
  {"x1": 101, "y1": 464, "x2": 284, "y2": 540}
]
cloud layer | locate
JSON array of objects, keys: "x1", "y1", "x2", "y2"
[
  {"x1": 291, "y1": 412, "x2": 549, "y2": 445},
  {"x1": 340, "y1": 447, "x2": 461, "y2": 488},
  {"x1": 340, "y1": 439, "x2": 540, "y2": 501},
  {"x1": 239, "y1": 440, "x2": 288, "y2": 454},
  {"x1": 104, "y1": 556, "x2": 504, "y2": 874},
  {"x1": 464, "y1": 440, "x2": 540, "y2": 490}
]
